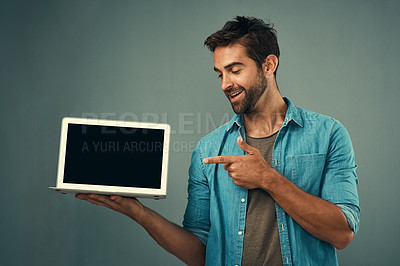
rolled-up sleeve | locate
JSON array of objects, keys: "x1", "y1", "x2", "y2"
[
  {"x1": 321, "y1": 120, "x2": 360, "y2": 234},
  {"x1": 337, "y1": 203, "x2": 360, "y2": 234},
  {"x1": 182, "y1": 141, "x2": 211, "y2": 245}
]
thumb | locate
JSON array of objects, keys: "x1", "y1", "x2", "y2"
[
  {"x1": 110, "y1": 195, "x2": 124, "y2": 203},
  {"x1": 237, "y1": 136, "x2": 256, "y2": 154},
  {"x1": 110, "y1": 195, "x2": 139, "y2": 205}
]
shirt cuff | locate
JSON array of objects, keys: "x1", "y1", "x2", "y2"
[
  {"x1": 337, "y1": 203, "x2": 360, "y2": 234},
  {"x1": 182, "y1": 224, "x2": 209, "y2": 245}
]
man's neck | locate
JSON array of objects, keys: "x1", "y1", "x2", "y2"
[{"x1": 243, "y1": 83, "x2": 287, "y2": 138}]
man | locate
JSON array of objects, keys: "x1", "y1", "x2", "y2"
[{"x1": 76, "y1": 16, "x2": 360, "y2": 266}]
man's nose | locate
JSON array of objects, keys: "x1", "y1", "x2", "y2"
[{"x1": 221, "y1": 76, "x2": 233, "y2": 91}]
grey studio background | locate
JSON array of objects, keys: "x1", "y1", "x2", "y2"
[{"x1": 1, "y1": 0, "x2": 399, "y2": 265}]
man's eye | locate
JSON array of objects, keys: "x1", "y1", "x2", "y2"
[
  {"x1": 217, "y1": 74, "x2": 222, "y2": 79},
  {"x1": 232, "y1": 70, "x2": 241, "y2": 74}
]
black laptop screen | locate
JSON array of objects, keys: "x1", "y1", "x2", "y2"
[{"x1": 63, "y1": 124, "x2": 164, "y2": 188}]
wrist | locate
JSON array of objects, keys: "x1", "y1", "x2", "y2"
[
  {"x1": 261, "y1": 168, "x2": 282, "y2": 193},
  {"x1": 128, "y1": 200, "x2": 147, "y2": 224}
]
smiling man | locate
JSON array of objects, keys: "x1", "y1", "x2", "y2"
[{"x1": 76, "y1": 16, "x2": 360, "y2": 266}]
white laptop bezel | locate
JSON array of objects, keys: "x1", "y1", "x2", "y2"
[{"x1": 52, "y1": 117, "x2": 170, "y2": 199}]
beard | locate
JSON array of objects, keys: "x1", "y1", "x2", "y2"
[{"x1": 225, "y1": 71, "x2": 268, "y2": 114}]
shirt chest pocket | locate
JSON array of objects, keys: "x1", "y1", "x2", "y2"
[{"x1": 291, "y1": 153, "x2": 326, "y2": 196}]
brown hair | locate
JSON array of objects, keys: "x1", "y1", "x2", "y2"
[{"x1": 204, "y1": 16, "x2": 280, "y2": 76}]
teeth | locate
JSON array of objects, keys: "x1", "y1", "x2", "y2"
[{"x1": 231, "y1": 90, "x2": 243, "y2": 97}]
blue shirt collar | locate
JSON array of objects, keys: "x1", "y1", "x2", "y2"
[{"x1": 226, "y1": 97, "x2": 303, "y2": 132}]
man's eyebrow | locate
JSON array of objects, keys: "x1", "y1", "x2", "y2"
[{"x1": 213, "y1": 62, "x2": 244, "y2": 72}]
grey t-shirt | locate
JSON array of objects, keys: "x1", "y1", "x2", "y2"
[{"x1": 241, "y1": 132, "x2": 283, "y2": 266}]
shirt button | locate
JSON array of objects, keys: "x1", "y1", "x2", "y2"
[
  {"x1": 238, "y1": 231, "x2": 243, "y2": 236},
  {"x1": 241, "y1": 198, "x2": 245, "y2": 203}
]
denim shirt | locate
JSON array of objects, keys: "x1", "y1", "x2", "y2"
[{"x1": 183, "y1": 98, "x2": 360, "y2": 266}]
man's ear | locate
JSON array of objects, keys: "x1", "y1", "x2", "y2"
[{"x1": 262, "y1": 54, "x2": 279, "y2": 76}]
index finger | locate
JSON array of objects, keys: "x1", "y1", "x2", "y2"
[{"x1": 203, "y1": 155, "x2": 241, "y2": 164}]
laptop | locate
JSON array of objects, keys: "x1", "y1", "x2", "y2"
[{"x1": 50, "y1": 117, "x2": 170, "y2": 199}]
